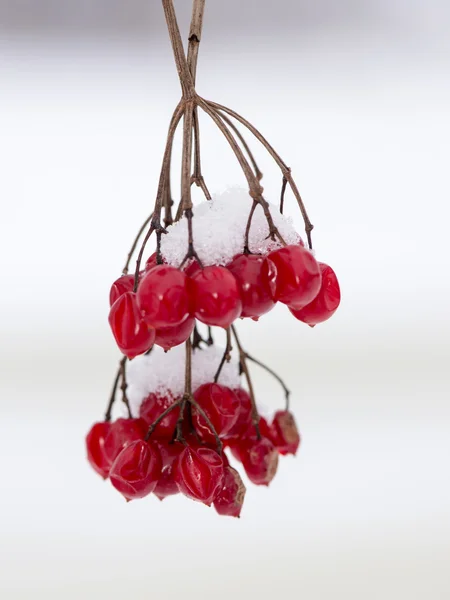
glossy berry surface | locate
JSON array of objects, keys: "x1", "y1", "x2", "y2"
[
  {"x1": 174, "y1": 446, "x2": 225, "y2": 505},
  {"x1": 153, "y1": 464, "x2": 180, "y2": 501},
  {"x1": 109, "y1": 440, "x2": 162, "y2": 501},
  {"x1": 103, "y1": 417, "x2": 147, "y2": 468},
  {"x1": 139, "y1": 393, "x2": 180, "y2": 441},
  {"x1": 289, "y1": 262, "x2": 340, "y2": 326},
  {"x1": 227, "y1": 254, "x2": 277, "y2": 319},
  {"x1": 86, "y1": 421, "x2": 112, "y2": 479},
  {"x1": 108, "y1": 292, "x2": 155, "y2": 359},
  {"x1": 192, "y1": 383, "x2": 240, "y2": 444},
  {"x1": 225, "y1": 388, "x2": 252, "y2": 439},
  {"x1": 137, "y1": 265, "x2": 191, "y2": 329},
  {"x1": 145, "y1": 252, "x2": 158, "y2": 272},
  {"x1": 268, "y1": 245, "x2": 322, "y2": 310},
  {"x1": 213, "y1": 465, "x2": 246, "y2": 518},
  {"x1": 269, "y1": 410, "x2": 301, "y2": 456},
  {"x1": 154, "y1": 316, "x2": 195, "y2": 352},
  {"x1": 237, "y1": 437, "x2": 279, "y2": 486},
  {"x1": 109, "y1": 274, "x2": 135, "y2": 307},
  {"x1": 191, "y1": 266, "x2": 242, "y2": 328}
]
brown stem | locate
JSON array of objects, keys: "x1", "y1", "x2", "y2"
[
  {"x1": 207, "y1": 326, "x2": 214, "y2": 346},
  {"x1": 198, "y1": 99, "x2": 284, "y2": 244},
  {"x1": 191, "y1": 108, "x2": 211, "y2": 200},
  {"x1": 145, "y1": 400, "x2": 182, "y2": 441},
  {"x1": 279, "y1": 175, "x2": 288, "y2": 215},
  {"x1": 162, "y1": 0, "x2": 195, "y2": 99},
  {"x1": 213, "y1": 328, "x2": 232, "y2": 383},
  {"x1": 179, "y1": 208, "x2": 203, "y2": 268},
  {"x1": 104, "y1": 358, "x2": 125, "y2": 422},
  {"x1": 244, "y1": 200, "x2": 258, "y2": 254},
  {"x1": 206, "y1": 100, "x2": 314, "y2": 249},
  {"x1": 231, "y1": 325, "x2": 261, "y2": 439},
  {"x1": 188, "y1": 395, "x2": 223, "y2": 454},
  {"x1": 132, "y1": 101, "x2": 184, "y2": 290},
  {"x1": 187, "y1": 0, "x2": 206, "y2": 86},
  {"x1": 181, "y1": 101, "x2": 195, "y2": 212},
  {"x1": 219, "y1": 111, "x2": 263, "y2": 181},
  {"x1": 119, "y1": 357, "x2": 132, "y2": 419},
  {"x1": 245, "y1": 353, "x2": 291, "y2": 411},
  {"x1": 122, "y1": 213, "x2": 153, "y2": 275}
]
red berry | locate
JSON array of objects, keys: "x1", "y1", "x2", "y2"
[
  {"x1": 289, "y1": 262, "x2": 340, "y2": 326},
  {"x1": 268, "y1": 245, "x2": 322, "y2": 310},
  {"x1": 191, "y1": 266, "x2": 242, "y2": 328},
  {"x1": 227, "y1": 254, "x2": 277, "y2": 320},
  {"x1": 174, "y1": 445, "x2": 225, "y2": 505},
  {"x1": 228, "y1": 416, "x2": 270, "y2": 460},
  {"x1": 139, "y1": 393, "x2": 180, "y2": 441},
  {"x1": 153, "y1": 464, "x2": 180, "y2": 501},
  {"x1": 192, "y1": 383, "x2": 240, "y2": 444},
  {"x1": 137, "y1": 265, "x2": 191, "y2": 329},
  {"x1": 154, "y1": 316, "x2": 195, "y2": 352},
  {"x1": 225, "y1": 388, "x2": 252, "y2": 439},
  {"x1": 237, "y1": 437, "x2": 279, "y2": 486},
  {"x1": 270, "y1": 410, "x2": 301, "y2": 456},
  {"x1": 145, "y1": 252, "x2": 158, "y2": 272},
  {"x1": 103, "y1": 417, "x2": 147, "y2": 467},
  {"x1": 108, "y1": 292, "x2": 155, "y2": 359},
  {"x1": 86, "y1": 421, "x2": 112, "y2": 479},
  {"x1": 109, "y1": 440, "x2": 162, "y2": 501},
  {"x1": 214, "y1": 466, "x2": 246, "y2": 518},
  {"x1": 109, "y1": 274, "x2": 135, "y2": 307},
  {"x1": 183, "y1": 259, "x2": 202, "y2": 278}
]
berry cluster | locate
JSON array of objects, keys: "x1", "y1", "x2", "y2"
[
  {"x1": 108, "y1": 243, "x2": 340, "y2": 360},
  {"x1": 86, "y1": 378, "x2": 300, "y2": 516}
]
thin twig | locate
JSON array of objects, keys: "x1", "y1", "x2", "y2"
[
  {"x1": 119, "y1": 357, "x2": 132, "y2": 418},
  {"x1": 122, "y1": 213, "x2": 153, "y2": 275},
  {"x1": 279, "y1": 174, "x2": 288, "y2": 215},
  {"x1": 213, "y1": 328, "x2": 232, "y2": 383},
  {"x1": 207, "y1": 100, "x2": 314, "y2": 249},
  {"x1": 104, "y1": 358, "x2": 126, "y2": 422},
  {"x1": 188, "y1": 395, "x2": 223, "y2": 454},
  {"x1": 219, "y1": 111, "x2": 263, "y2": 181},
  {"x1": 231, "y1": 325, "x2": 261, "y2": 439},
  {"x1": 244, "y1": 200, "x2": 258, "y2": 254},
  {"x1": 187, "y1": 0, "x2": 206, "y2": 86},
  {"x1": 145, "y1": 400, "x2": 182, "y2": 441},
  {"x1": 245, "y1": 353, "x2": 291, "y2": 411}
]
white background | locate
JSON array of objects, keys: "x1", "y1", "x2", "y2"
[{"x1": 1, "y1": 1, "x2": 449, "y2": 598}]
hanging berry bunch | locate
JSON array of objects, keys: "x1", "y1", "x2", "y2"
[{"x1": 86, "y1": 0, "x2": 341, "y2": 518}]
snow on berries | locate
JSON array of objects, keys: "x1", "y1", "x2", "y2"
[{"x1": 88, "y1": 0, "x2": 341, "y2": 518}]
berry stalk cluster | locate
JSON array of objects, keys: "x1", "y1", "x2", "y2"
[{"x1": 86, "y1": 0, "x2": 341, "y2": 518}]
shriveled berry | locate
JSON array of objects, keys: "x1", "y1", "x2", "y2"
[
  {"x1": 154, "y1": 316, "x2": 195, "y2": 352},
  {"x1": 269, "y1": 410, "x2": 301, "y2": 456},
  {"x1": 225, "y1": 388, "x2": 252, "y2": 439},
  {"x1": 192, "y1": 383, "x2": 240, "y2": 444},
  {"x1": 237, "y1": 437, "x2": 279, "y2": 486},
  {"x1": 153, "y1": 464, "x2": 180, "y2": 501},
  {"x1": 174, "y1": 446, "x2": 225, "y2": 505},
  {"x1": 139, "y1": 393, "x2": 180, "y2": 441},
  {"x1": 214, "y1": 466, "x2": 246, "y2": 518},
  {"x1": 268, "y1": 245, "x2": 321, "y2": 310},
  {"x1": 227, "y1": 254, "x2": 277, "y2": 319},
  {"x1": 191, "y1": 266, "x2": 242, "y2": 328},
  {"x1": 103, "y1": 417, "x2": 147, "y2": 468},
  {"x1": 289, "y1": 262, "x2": 340, "y2": 326},
  {"x1": 109, "y1": 440, "x2": 162, "y2": 501},
  {"x1": 137, "y1": 265, "x2": 191, "y2": 329},
  {"x1": 86, "y1": 421, "x2": 112, "y2": 479},
  {"x1": 108, "y1": 291, "x2": 155, "y2": 359}
]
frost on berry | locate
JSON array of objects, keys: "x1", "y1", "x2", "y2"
[
  {"x1": 174, "y1": 446, "x2": 225, "y2": 505},
  {"x1": 108, "y1": 291, "x2": 155, "y2": 359},
  {"x1": 289, "y1": 262, "x2": 340, "y2": 326},
  {"x1": 86, "y1": 421, "x2": 112, "y2": 479},
  {"x1": 214, "y1": 466, "x2": 246, "y2": 518},
  {"x1": 109, "y1": 440, "x2": 163, "y2": 501}
]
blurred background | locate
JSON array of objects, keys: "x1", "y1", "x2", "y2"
[{"x1": 1, "y1": 1, "x2": 449, "y2": 598}]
